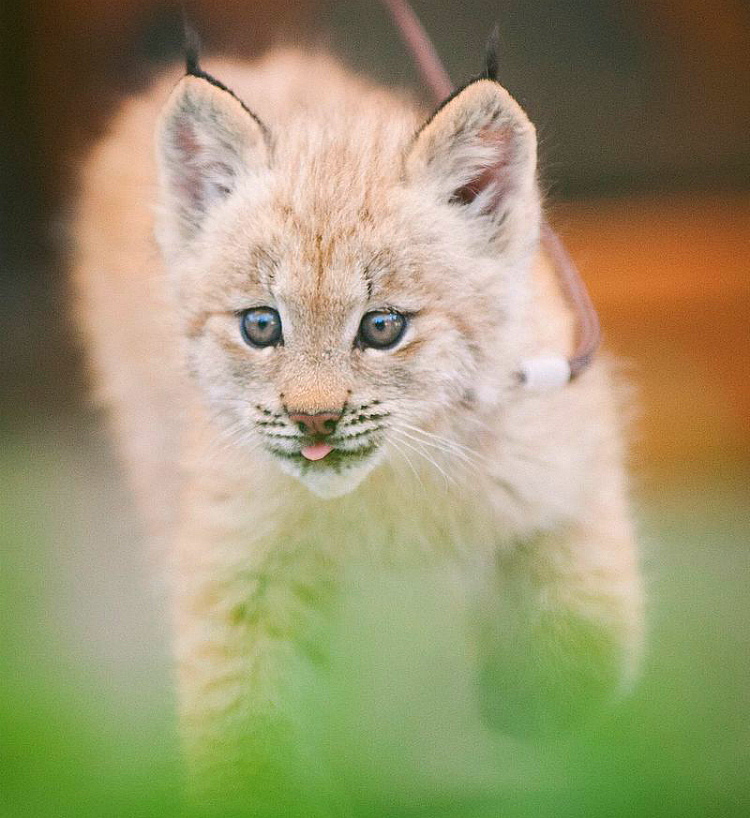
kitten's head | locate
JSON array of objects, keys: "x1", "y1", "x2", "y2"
[{"x1": 155, "y1": 59, "x2": 540, "y2": 498}]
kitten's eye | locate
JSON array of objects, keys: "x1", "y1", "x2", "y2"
[
  {"x1": 357, "y1": 310, "x2": 407, "y2": 350},
  {"x1": 240, "y1": 307, "x2": 282, "y2": 347}
]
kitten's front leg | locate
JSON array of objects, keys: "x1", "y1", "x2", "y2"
[
  {"x1": 173, "y1": 534, "x2": 335, "y2": 817},
  {"x1": 476, "y1": 518, "x2": 644, "y2": 734}
]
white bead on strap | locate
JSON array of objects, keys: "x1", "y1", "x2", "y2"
[{"x1": 517, "y1": 355, "x2": 572, "y2": 390}]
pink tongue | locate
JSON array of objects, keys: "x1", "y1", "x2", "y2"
[{"x1": 301, "y1": 443, "x2": 333, "y2": 461}]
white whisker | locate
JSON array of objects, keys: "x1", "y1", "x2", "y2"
[
  {"x1": 387, "y1": 437, "x2": 426, "y2": 493},
  {"x1": 390, "y1": 430, "x2": 454, "y2": 489},
  {"x1": 391, "y1": 425, "x2": 484, "y2": 476},
  {"x1": 398, "y1": 421, "x2": 490, "y2": 462}
]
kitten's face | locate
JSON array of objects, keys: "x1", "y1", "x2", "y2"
[{"x1": 157, "y1": 72, "x2": 539, "y2": 498}]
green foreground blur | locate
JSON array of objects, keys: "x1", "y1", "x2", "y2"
[{"x1": 3, "y1": 423, "x2": 749, "y2": 817}]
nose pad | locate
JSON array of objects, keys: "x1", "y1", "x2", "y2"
[{"x1": 288, "y1": 411, "x2": 342, "y2": 437}]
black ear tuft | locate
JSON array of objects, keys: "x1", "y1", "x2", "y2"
[
  {"x1": 178, "y1": 14, "x2": 267, "y2": 133},
  {"x1": 482, "y1": 24, "x2": 500, "y2": 82},
  {"x1": 183, "y1": 13, "x2": 202, "y2": 75}
]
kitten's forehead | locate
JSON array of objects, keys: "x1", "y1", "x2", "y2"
[
  {"x1": 218, "y1": 121, "x2": 436, "y2": 312},
  {"x1": 272, "y1": 218, "x2": 371, "y2": 310},
  {"x1": 267, "y1": 175, "x2": 414, "y2": 306}
]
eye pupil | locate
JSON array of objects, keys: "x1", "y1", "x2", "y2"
[
  {"x1": 240, "y1": 307, "x2": 282, "y2": 348},
  {"x1": 358, "y1": 310, "x2": 407, "y2": 350}
]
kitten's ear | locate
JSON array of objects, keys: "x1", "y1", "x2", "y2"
[
  {"x1": 406, "y1": 79, "x2": 539, "y2": 252},
  {"x1": 156, "y1": 74, "x2": 270, "y2": 244}
]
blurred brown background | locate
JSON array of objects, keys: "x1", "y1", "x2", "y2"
[{"x1": 1, "y1": 0, "x2": 748, "y2": 483}]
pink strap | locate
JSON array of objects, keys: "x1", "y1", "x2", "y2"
[
  {"x1": 539, "y1": 221, "x2": 601, "y2": 377},
  {"x1": 380, "y1": 0, "x2": 454, "y2": 101}
]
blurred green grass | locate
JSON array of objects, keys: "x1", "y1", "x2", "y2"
[{"x1": 2, "y1": 415, "x2": 749, "y2": 817}]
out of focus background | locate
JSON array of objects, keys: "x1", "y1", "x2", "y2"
[{"x1": 2, "y1": 2, "x2": 748, "y2": 816}]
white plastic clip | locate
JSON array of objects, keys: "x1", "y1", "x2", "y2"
[{"x1": 517, "y1": 355, "x2": 572, "y2": 390}]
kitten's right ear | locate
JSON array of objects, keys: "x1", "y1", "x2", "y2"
[
  {"x1": 405, "y1": 78, "x2": 539, "y2": 256},
  {"x1": 156, "y1": 73, "x2": 271, "y2": 244}
]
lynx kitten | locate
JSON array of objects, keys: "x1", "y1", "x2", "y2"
[{"x1": 73, "y1": 44, "x2": 643, "y2": 812}]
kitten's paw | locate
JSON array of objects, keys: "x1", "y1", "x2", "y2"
[{"x1": 477, "y1": 611, "x2": 636, "y2": 735}]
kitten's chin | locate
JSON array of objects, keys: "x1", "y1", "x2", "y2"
[{"x1": 274, "y1": 448, "x2": 384, "y2": 499}]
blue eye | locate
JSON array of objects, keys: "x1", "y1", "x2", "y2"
[
  {"x1": 240, "y1": 307, "x2": 282, "y2": 347},
  {"x1": 357, "y1": 310, "x2": 407, "y2": 349}
]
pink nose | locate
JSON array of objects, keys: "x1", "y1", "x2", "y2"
[{"x1": 288, "y1": 411, "x2": 342, "y2": 437}]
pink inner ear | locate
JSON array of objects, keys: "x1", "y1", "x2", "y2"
[
  {"x1": 451, "y1": 127, "x2": 516, "y2": 213},
  {"x1": 172, "y1": 119, "x2": 204, "y2": 209},
  {"x1": 170, "y1": 119, "x2": 235, "y2": 211}
]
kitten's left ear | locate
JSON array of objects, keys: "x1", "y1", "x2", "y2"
[
  {"x1": 406, "y1": 79, "x2": 539, "y2": 253},
  {"x1": 156, "y1": 73, "x2": 271, "y2": 245}
]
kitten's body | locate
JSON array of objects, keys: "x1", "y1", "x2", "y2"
[{"x1": 73, "y1": 50, "x2": 643, "y2": 812}]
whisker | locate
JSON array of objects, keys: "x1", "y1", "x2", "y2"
[
  {"x1": 387, "y1": 437, "x2": 425, "y2": 493},
  {"x1": 333, "y1": 426, "x2": 382, "y2": 444},
  {"x1": 202, "y1": 424, "x2": 260, "y2": 467},
  {"x1": 391, "y1": 426, "x2": 484, "y2": 476},
  {"x1": 397, "y1": 421, "x2": 491, "y2": 464},
  {"x1": 390, "y1": 430, "x2": 454, "y2": 489}
]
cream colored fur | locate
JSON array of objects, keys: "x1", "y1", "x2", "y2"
[{"x1": 72, "y1": 50, "x2": 644, "y2": 813}]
